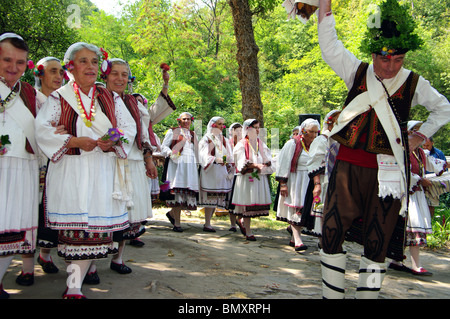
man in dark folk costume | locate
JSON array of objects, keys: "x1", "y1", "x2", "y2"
[{"x1": 317, "y1": 0, "x2": 450, "y2": 298}]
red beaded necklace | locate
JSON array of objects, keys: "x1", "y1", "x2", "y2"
[{"x1": 73, "y1": 82, "x2": 96, "y2": 127}]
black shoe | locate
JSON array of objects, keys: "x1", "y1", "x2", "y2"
[
  {"x1": 15, "y1": 272, "x2": 34, "y2": 286},
  {"x1": 228, "y1": 227, "x2": 237, "y2": 232},
  {"x1": 236, "y1": 219, "x2": 246, "y2": 236},
  {"x1": 246, "y1": 235, "x2": 256, "y2": 241},
  {"x1": 129, "y1": 238, "x2": 145, "y2": 247},
  {"x1": 83, "y1": 270, "x2": 100, "y2": 284},
  {"x1": 0, "y1": 285, "x2": 9, "y2": 299},
  {"x1": 203, "y1": 226, "x2": 216, "y2": 232},
  {"x1": 295, "y1": 244, "x2": 308, "y2": 252},
  {"x1": 166, "y1": 212, "x2": 175, "y2": 225},
  {"x1": 110, "y1": 261, "x2": 132, "y2": 274},
  {"x1": 172, "y1": 226, "x2": 183, "y2": 232},
  {"x1": 388, "y1": 262, "x2": 412, "y2": 273},
  {"x1": 37, "y1": 255, "x2": 59, "y2": 274}
]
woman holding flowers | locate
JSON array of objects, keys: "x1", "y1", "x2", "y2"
[
  {"x1": 275, "y1": 118, "x2": 320, "y2": 251},
  {"x1": 0, "y1": 33, "x2": 41, "y2": 299},
  {"x1": 231, "y1": 119, "x2": 274, "y2": 241},
  {"x1": 35, "y1": 42, "x2": 136, "y2": 299},
  {"x1": 161, "y1": 112, "x2": 199, "y2": 232},
  {"x1": 198, "y1": 116, "x2": 234, "y2": 232},
  {"x1": 225, "y1": 122, "x2": 242, "y2": 232}
]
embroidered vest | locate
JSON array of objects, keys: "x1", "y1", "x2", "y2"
[
  {"x1": 170, "y1": 127, "x2": 195, "y2": 154},
  {"x1": 333, "y1": 62, "x2": 420, "y2": 155},
  {"x1": 19, "y1": 81, "x2": 37, "y2": 154},
  {"x1": 206, "y1": 135, "x2": 227, "y2": 157},
  {"x1": 123, "y1": 94, "x2": 143, "y2": 150},
  {"x1": 59, "y1": 86, "x2": 117, "y2": 155},
  {"x1": 289, "y1": 135, "x2": 304, "y2": 173}
]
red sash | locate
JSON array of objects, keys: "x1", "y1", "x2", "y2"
[
  {"x1": 19, "y1": 81, "x2": 37, "y2": 154},
  {"x1": 170, "y1": 127, "x2": 195, "y2": 154},
  {"x1": 289, "y1": 135, "x2": 304, "y2": 173},
  {"x1": 123, "y1": 94, "x2": 143, "y2": 150}
]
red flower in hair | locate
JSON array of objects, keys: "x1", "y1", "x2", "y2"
[
  {"x1": 37, "y1": 64, "x2": 44, "y2": 71},
  {"x1": 160, "y1": 63, "x2": 170, "y2": 71}
]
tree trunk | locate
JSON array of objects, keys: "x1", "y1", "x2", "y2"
[{"x1": 228, "y1": 0, "x2": 264, "y2": 127}]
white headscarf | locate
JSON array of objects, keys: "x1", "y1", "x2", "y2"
[
  {"x1": 206, "y1": 116, "x2": 225, "y2": 135},
  {"x1": 407, "y1": 120, "x2": 423, "y2": 132},
  {"x1": 204, "y1": 116, "x2": 227, "y2": 158},
  {"x1": 242, "y1": 119, "x2": 259, "y2": 138},
  {"x1": 300, "y1": 118, "x2": 320, "y2": 135},
  {"x1": 0, "y1": 32, "x2": 23, "y2": 42},
  {"x1": 323, "y1": 109, "x2": 341, "y2": 132},
  {"x1": 33, "y1": 57, "x2": 61, "y2": 89},
  {"x1": 63, "y1": 42, "x2": 101, "y2": 81}
]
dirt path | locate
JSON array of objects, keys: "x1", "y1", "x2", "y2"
[{"x1": 3, "y1": 209, "x2": 450, "y2": 300}]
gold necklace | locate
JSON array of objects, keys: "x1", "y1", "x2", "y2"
[
  {"x1": 74, "y1": 82, "x2": 97, "y2": 127},
  {"x1": 301, "y1": 138, "x2": 309, "y2": 153}
]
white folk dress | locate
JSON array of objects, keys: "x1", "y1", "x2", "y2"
[
  {"x1": 35, "y1": 81, "x2": 136, "y2": 259},
  {"x1": 123, "y1": 97, "x2": 152, "y2": 224},
  {"x1": 161, "y1": 127, "x2": 199, "y2": 210},
  {"x1": 276, "y1": 138, "x2": 311, "y2": 225},
  {"x1": 407, "y1": 149, "x2": 447, "y2": 246},
  {"x1": 148, "y1": 133, "x2": 162, "y2": 197},
  {"x1": 231, "y1": 138, "x2": 273, "y2": 217},
  {"x1": 0, "y1": 81, "x2": 39, "y2": 255},
  {"x1": 198, "y1": 123, "x2": 234, "y2": 208},
  {"x1": 305, "y1": 134, "x2": 340, "y2": 234}
]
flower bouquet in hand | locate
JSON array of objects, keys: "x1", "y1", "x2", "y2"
[
  {"x1": 102, "y1": 128, "x2": 129, "y2": 144},
  {"x1": 0, "y1": 135, "x2": 11, "y2": 155},
  {"x1": 313, "y1": 196, "x2": 323, "y2": 212}
]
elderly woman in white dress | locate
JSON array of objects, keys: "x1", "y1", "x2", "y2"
[
  {"x1": 198, "y1": 117, "x2": 234, "y2": 232},
  {"x1": 302, "y1": 110, "x2": 341, "y2": 238},
  {"x1": 35, "y1": 42, "x2": 136, "y2": 299},
  {"x1": 275, "y1": 118, "x2": 320, "y2": 252},
  {"x1": 0, "y1": 32, "x2": 41, "y2": 299},
  {"x1": 15, "y1": 57, "x2": 67, "y2": 286},
  {"x1": 389, "y1": 121, "x2": 447, "y2": 276},
  {"x1": 102, "y1": 58, "x2": 158, "y2": 274},
  {"x1": 231, "y1": 119, "x2": 274, "y2": 241},
  {"x1": 225, "y1": 122, "x2": 242, "y2": 231},
  {"x1": 161, "y1": 112, "x2": 199, "y2": 232},
  {"x1": 133, "y1": 91, "x2": 176, "y2": 201}
]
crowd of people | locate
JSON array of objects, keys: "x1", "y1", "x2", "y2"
[{"x1": 1, "y1": 0, "x2": 450, "y2": 300}]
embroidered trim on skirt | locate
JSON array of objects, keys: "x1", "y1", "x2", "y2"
[
  {"x1": 122, "y1": 222, "x2": 147, "y2": 240},
  {"x1": 57, "y1": 230, "x2": 118, "y2": 260},
  {"x1": 0, "y1": 229, "x2": 37, "y2": 256},
  {"x1": 37, "y1": 202, "x2": 58, "y2": 248},
  {"x1": 166, "y1": 188, "x2": 198, "y2": 210},
  {"x1": 231, "y1": 204, "x2": 270, "y2": 218},
  {"x1": 198, "y1": 191, "x2": 228, "y2": 208},
  {"x1": 405, "y1": 231, "x2": 427, "y2": 247}
]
